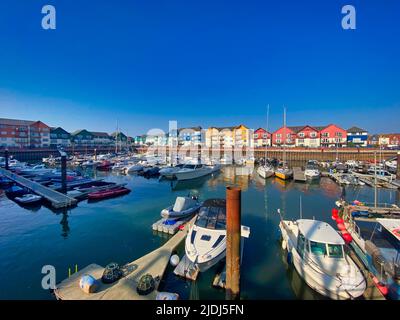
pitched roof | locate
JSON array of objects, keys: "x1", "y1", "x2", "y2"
[
  {"x1": 91, "y1": 131, "x2": 110, "y2": 138},
  {"x1": 347, "y1": 126, "x2": 366, "y2": 133},
  {"x1": 71, "y1": 129, "x2": 92, "y2": 136},
  {"x1": 0, "y1": 118, "x2": 35, "y2": 126},
  {"x1": 178, "y1": 126, "x2": 202, "y2": 133},
  {"x1": 50, "y1": 127, "x2": 70, "y2": 135}
]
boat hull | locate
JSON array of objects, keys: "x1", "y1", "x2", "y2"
[
  {"x1": 275, "y1": 171, "x2": 292, "y2": 180},
  {"x1": 280, "y1": 221, "x2": 366, "y2": 300}
]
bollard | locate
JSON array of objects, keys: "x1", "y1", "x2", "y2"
[
  {"x1": 226, "y1": 186, "x2": 241, "y2": 300},
  {"x1": 5, "y1": 149, "x2": 9, "y2": 170},
  {"x1": 94, "y1": 149, "x2": 97, "y2": 161},
  {"x1": 61, "y1": 155, "x2": 67, "y2": 194}
]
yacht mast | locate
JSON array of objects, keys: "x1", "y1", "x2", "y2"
[
  {"x1": 264, "y1": 104, "x2": 270, "y2": 164},
  {"x1": 283, "y1": 106, "x2": 287, "y2": 165}
]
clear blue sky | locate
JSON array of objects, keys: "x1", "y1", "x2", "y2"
[{"x1": 0, "y1": 0, "x2": 399, "y2": 136}]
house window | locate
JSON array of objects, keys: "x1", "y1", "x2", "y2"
[
  {"x1": 298, "y1": 132, "x2": 305, "y2": 138},
  {"x1": 336, "y1": 132, "x2": 342, "y2": 137},
  {"x1": 254, "y1": 133, "x2": 258, "y2": 138},
  {"x1": 276, "y1": 139, "x2": 281, "y2": 143},
  {"x1": 310, "y1": 132, "x2": 317, "y2": 138},
  {"x1": 322, "y1": 132, "x2": 329, "y2": 137},
  {"x1": 277, "y1": 134, "x2": 281, "y2": 138}
]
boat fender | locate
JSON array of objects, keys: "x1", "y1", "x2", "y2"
[
  {"x1": 170, "y1": 254, "x2": 180, "y2": 267},
  {"x1": 79, "y1": 274, "x2": 99, "y2": 294},
  {"x1": 336, "y1": 217, "x2": 344, "y2": 224},
  {"x1": 341, "y1": 232, "x2": 353, "y2": 244},
  {"x1": 337, "y1": 223, "x2": 346, "y2": 231},
  {"x1": 281, "y1": 239, "x2": 287, "y2": 251}
]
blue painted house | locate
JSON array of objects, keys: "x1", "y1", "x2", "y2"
[{"x1": 347, "y1": 126, "x2": 368, "y2": 147}]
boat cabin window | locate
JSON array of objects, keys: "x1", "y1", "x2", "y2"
[
  {"x1": 184, "y1": 164, "x2": 197, "y2": 169},
  {"x1": 195, "y1": 206, "x2": 226, "y2": 230},
  {"x1": 327, "y1": 244, "x2": 344, "y2": 259},
  {"x1": 309, "y1": 241, "x2": 327, "y2": 256}
]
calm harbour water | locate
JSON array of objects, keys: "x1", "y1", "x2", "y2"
[{"x1": 0, "y1": 166, "x2": 399, "y2": 300}]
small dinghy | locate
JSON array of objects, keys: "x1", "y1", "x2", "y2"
[
  {"x1": 14, "y1": 194, "x2": 43, "y2": 205},
  {"x1": 161, "y1": 196, "x2": 201, "y2": 220},
  {"x1": 88, "y1": 187, "x2": 130, "y2": 200}
]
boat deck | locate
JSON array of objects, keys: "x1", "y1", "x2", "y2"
[
  {"x1": 54, "y1": 216, "x2": 195, "y2": 300},
  {"x1": 0, "y1": 168, "x2": 77, "y2": 209}
]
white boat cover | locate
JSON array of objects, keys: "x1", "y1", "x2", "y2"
[{"x1": 173, "y1": 197, "x2": 197, "y2": 212}]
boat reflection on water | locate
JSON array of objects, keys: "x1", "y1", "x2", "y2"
[
  {"x1": 171, "y1": 172, "x2": 220, "y2": 191},
  {"x1": 221, "y1": 166, "x2": 252, "y2": 191}
]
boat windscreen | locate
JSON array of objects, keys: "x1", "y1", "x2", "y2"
[
  {"x1": 195, "y1": 206, "x2": 226, "y2": 230},
  {"x1": 183, "y1": 164, "x2": 196, "y2": 169},
  {"x1": 327, "y1": 244, "x2": 344, "y2": 258}
]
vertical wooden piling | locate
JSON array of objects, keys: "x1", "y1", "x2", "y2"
[
  {"x1": 5, "y1": 149, "x2": 9, "y2": 170},
  {"x1": 94, "y1": 148, "x2": 97, "y2": 161},
  {"x1": 61, "y1": 154, "x2": 67, "y2": 194},
  {"x1": 397, "y1": 152, "x2": 400, "y2": 179},
  {"x1": 226, "y1": 186, "x2": 241, "y2": 300}
]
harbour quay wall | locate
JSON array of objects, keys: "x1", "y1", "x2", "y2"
[
  {"x1": 143, "y1": 147, "x2": 397, "y2": 162},
  {"x1": 0, "y1": 147, "x2": 396, "y2": 163}
]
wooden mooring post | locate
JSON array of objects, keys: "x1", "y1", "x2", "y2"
[
  {"x1": 5, "y1": 149, "x2": 9, "y2": 170},
  {"x1": 61, "y1": 153, "x2": 67, "y2": 194},
  {"x1": 226, "y1": 186, "x2": 241, "y2": 300},
  {"x1": 397, "y1": 152, "x2": 400, "y2": 179}
]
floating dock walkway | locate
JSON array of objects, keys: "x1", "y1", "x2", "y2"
[
  {"x1": 0, "y1": 168, "x2": 77, "y2": 209},
  {"x1": 293, "y1": 167, "x2": 306, "y2": 182},
  {"x1": 54, "y1": 217, "x2": 196, "y2": 300}
]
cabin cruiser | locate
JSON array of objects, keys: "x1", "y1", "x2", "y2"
[
  {"x1": 158, "y1": 164, "x2": 184, "y2": 179},
  {"x1": 385, "y1": 159, "x2": 397, "y2": 173},
  {"x1": 304, "y1": 161, "x2": 321, "y2": 180},
  {"x1": 174, "y1": 163, "x2": 221, "y2": 181},
  {"x1": 280, "y1": 219, "x2": 366, "y2": 299},
  {"x1": 185, "y1": 199, "x2": 227, "y2": 272},
  {"x1": 19, "y1": 164, "x2": 53, "y2": 176},
  {"x1": 161, "y1": 196, "x2": 201, "y2": 220}
]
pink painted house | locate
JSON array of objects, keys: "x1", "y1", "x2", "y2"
[
  {"x1": 254, "y1": 128, "x2": 271, "y2": 147},
  {"x1": 319, "y1": 124, "x2": 347, "y2": 147}
]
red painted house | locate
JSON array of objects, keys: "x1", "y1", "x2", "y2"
[
  {"x1": 253, "y1": 128, "x2": 271, "y2": 147},
  {"x1": 272, "y1": 126, "x2": 298, "y2": 147},
  {"x1": 319, "y1": 124, "x2": 347, "y2": 147},
  {"x1": 295, "y1": 125, "x2": 321, "y2": 148}
]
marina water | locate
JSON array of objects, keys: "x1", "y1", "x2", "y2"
[{"x1": 0, "y1": 166, "x2": 399, "y2": 299}]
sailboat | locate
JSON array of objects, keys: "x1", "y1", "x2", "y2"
[
  {"x1": 257, "y1": 104, "x2": 275, "y2": 179},
  {"x1": 275, "y1": 107, "x2": 293, "y2": 180}
]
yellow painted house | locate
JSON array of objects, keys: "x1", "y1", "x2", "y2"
[
  {"x1": 234, "y1": 124, "x2": 251, "y2": 148},
  {"x1": 206, "y1": 125, "x2": 251, "y2": 148}
]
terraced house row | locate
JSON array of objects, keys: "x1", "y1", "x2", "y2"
[
  {"x1": 1, "y1": 117, "x2": 399, "y2": 149},
  {"x1": 0, "y1": 118, "x2": 131, "y2": 149}
]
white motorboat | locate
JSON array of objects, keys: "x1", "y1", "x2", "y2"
[
  {"x1": 19, "y1": 164, "x2": 53, "y2": 176},
  {"x1": 385, "y1": 160, "x2": 397, "y2": 172},
  {"x1": 185, "y1": 199, "x2": 227, "y2": 272},
  {"x1": 279, "y1": 219, "x2": 366, "y2": 300},
  {"x1": 161, "y1": 196, "x2": 201, "y2": 220},
  {"x1": 124, "y1": 163, "x2": 144, "y2": 173},
  {"x1": 14, "y1": 194, "x2": 43, "y2": 205},
  {"x1": 257, "y1": 165, "x2": 275, "y2": 179},
  {"x1": 8, "y1": 159, "x2": 27, "y2": 169},
  {"x1": 304, "y1": 162, "x2": 321, "y2": 180},
  {"x1": 174, "y1": 164, "x2": 221, "y2": 181},
  {"x1": 158, "y1": 164, "x2": 184, "y2": 179}
]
